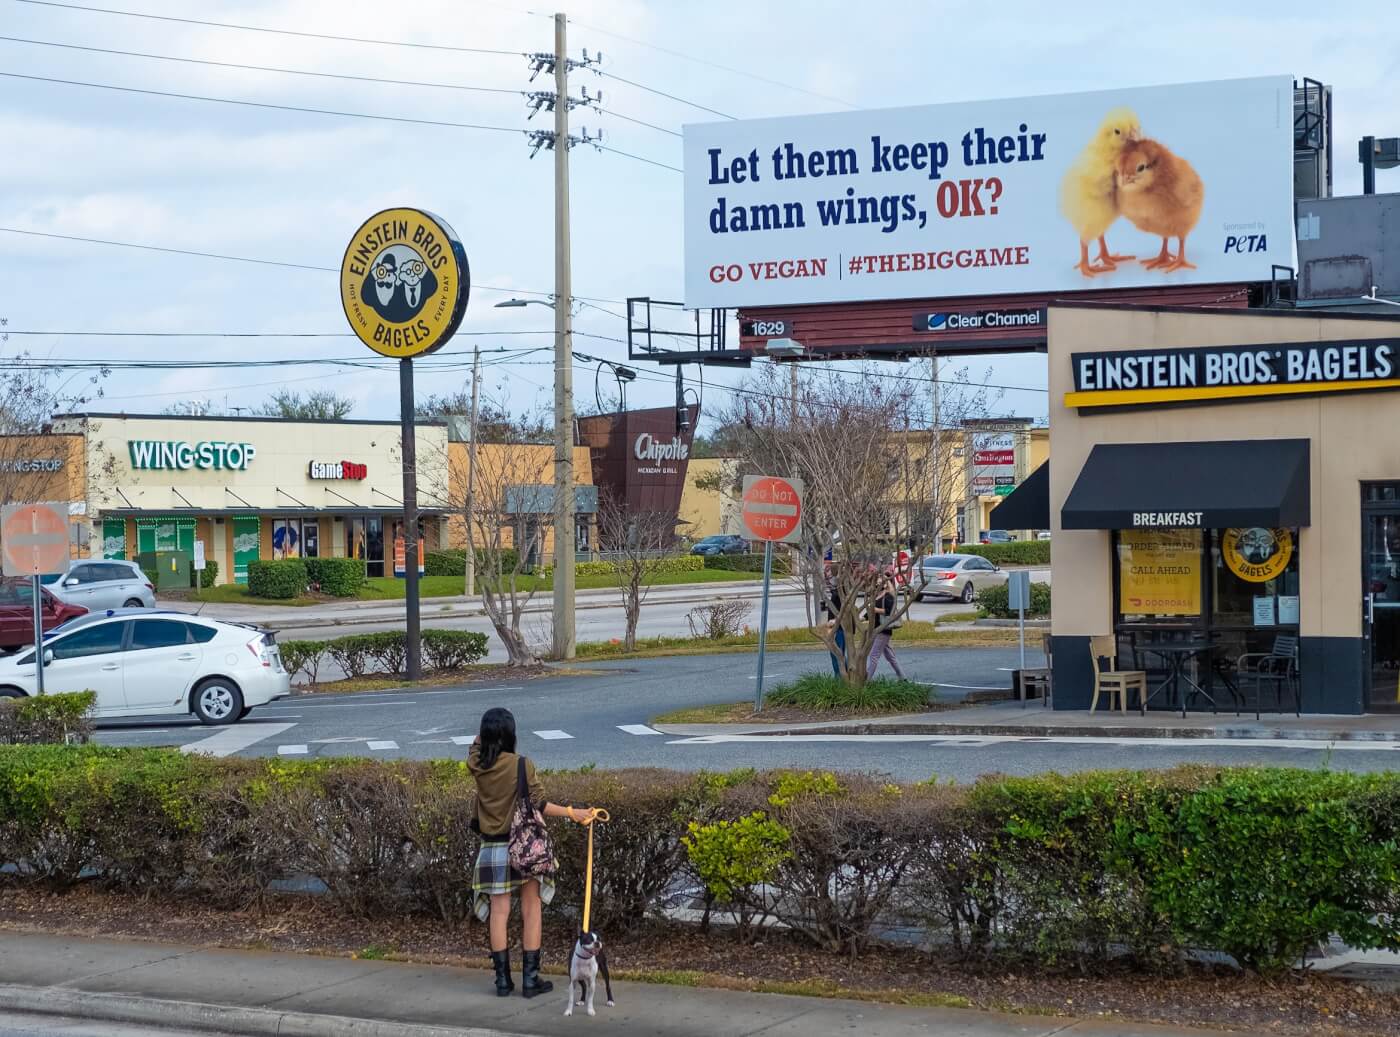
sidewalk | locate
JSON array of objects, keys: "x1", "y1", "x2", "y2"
[
  {"x1": 0, "y1": 930, "x2": 1250, "y2": 1037},
  {"x1": 656, "y1": 699, "x2": 1400, "y2": 742},
  {"x1": 165, "y1": 580, "x2": 799, "y2": 632}
]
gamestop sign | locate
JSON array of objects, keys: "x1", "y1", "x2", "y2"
[
  {"x1": 683, "y1": 76, "x2": 1293, "y2": 308},
  {"x1": 309, "y1": 460, "x2": 368, "y2": 480}
]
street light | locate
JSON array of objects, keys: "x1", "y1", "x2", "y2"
[{"x1": 493, "y1": 294, "x2": 575, "y2": 660}]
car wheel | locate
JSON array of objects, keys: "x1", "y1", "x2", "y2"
[
  {"x1": 0, "y1": 686, "x2": 24, "y2": 699},
  {"x1": 961, "y1": 582, "x2": 976, "y2": 604},
  {"x1": 192, "y1": 678, "x2": 244, "y2": 726},
  {"x1": 123, "y1": 598, "x2": 143, "y2": 608},
  {"x1": 238, "y1": 706, "x2": 252, "y2": 720}
]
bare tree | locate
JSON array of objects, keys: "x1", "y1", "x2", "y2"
[
  {"x1": 254, "y1": 389, "x2": 356, "y2": 420},
  {"x1": 596, "y1": 493, "x2": 679, "y2": 652},
  {"x1": 718, "y1": 363, "x2": 991, "y2": 688}
]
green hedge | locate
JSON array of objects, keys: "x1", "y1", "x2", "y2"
[
  {"x1": 976, "y1": 581, "x2": 1051, "y2": 618},
  {"x1": 703, "y1": 552, "x2": 791, "y2": 575},
  {"x1": 247, "y1": 559, "x2": 307, "y2": 599},
  {"x1": 304, "y1": 558, "x2": 366, "y2": 598},
  {"x1": 196, "y1": 559, "x2": 219, "y2": 590},
  {"x1": 280, "y1": 629, "x2": 488, "y2": 682},
  {"x1": 956, "y1": 541, "x2": 1050, "y2": 565},
  {"x1": 1, "y1": 754, "x2": 1395, "y2": 972},
  {"x1": 540, "y1": 555, "x2": 704, "y2": 578},
  {"x1": 425, "y1": 549, "x2": 518, "y2": 578},
  {"x1": 0, "y1": 691, "x2": 95, "y2": 745}
]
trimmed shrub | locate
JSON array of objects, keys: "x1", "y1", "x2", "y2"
[
  {"x1": 764, "y1": 674, "x2": 930, "y2": 713},
  {"x1": 280, "y1": 640, "x2": 330, "y2": 686},
  {"x1": 196, "y1": 559, "x2": 219, "y2": 589},
  {"x1": 956, "y1": 540, "x2": 1050, "y2": 566},
  {"x1": 0, "y1": 690, "x2": 95, "y2": 745},
  {"x1": 141, "y1": 567, "x2": 158, "y2": 589},
  {"x1": 702, "y1": 552, "x2": 791, "y2": 575},
  {"x1": 304, "y1": 557, "x2": 366, "y2": 597},
  {"x1": 425, "y1": 549, "x2": 518, "y2": 578},
  {"x1": 539, "y1": 555, "x2": 704, "y2": 578},
  {"x1": 976, "y1": 581, "x2": 1051, "y2": 618},
  {"x1": 247, "y1": 559, "x2": 307, "y2": 599},
  {"x1": 421, "y1": 629, "x2": 488, "y2": 671}
]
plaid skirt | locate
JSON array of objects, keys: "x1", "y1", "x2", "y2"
[{"x1": 471, "y1": 839, "x2": 556, "y2": 923}]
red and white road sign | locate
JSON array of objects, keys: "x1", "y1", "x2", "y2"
[
  {"x1": 1, "y1": 502, "x2": 71, "y2": 577},
  {"x1": 741, "y1": 475, "x2": 804, "y2": 544}
]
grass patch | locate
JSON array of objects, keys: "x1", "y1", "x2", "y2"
[
  {"x1": 765, "y1": 672, "x2": 930, "y2": 712},
  {"x1": 576, "y1": 619, "x2": 1015, "y2": 659},
  {"x1": 611, "y1": 968, "x2": 973, "y2": 1010}
]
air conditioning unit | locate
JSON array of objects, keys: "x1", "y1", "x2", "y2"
[{"x1": 1293, "y1": 78, "x2": 1332, "y2": 201}]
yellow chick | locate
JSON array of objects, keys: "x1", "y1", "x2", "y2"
[{"x1": 1059, "y1": 107, "x2": 1142, "y2": 277}]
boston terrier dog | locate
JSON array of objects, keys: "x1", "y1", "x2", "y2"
[{"x1": 563, "y1": 930, "x2": 614, "y2": 1018}]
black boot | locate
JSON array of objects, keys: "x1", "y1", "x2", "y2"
[
  {"x1": 520, "y1": 949, "x2": 553, "y2": 999},
  {"x1": 490, "y1": 950, "x2": 514, "y2": 997}
]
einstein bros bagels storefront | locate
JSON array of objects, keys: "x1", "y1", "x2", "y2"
[{"x1": 1047, "y1": 303, "x2": 1400, "y2": 715}]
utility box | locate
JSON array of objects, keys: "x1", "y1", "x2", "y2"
[{"x1": 135, "y1": 550, "x2": 191, "y2": 591}]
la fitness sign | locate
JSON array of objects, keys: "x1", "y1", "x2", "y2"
[
  {"x1": 129, "y1": 440, "x2": 255, "y2": 471},
  {"x1": 309, "y1": 460, "x2": 368, "y2": 480}
]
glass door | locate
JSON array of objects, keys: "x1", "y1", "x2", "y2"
[
  {"x1": 366, "y1": 516, "x2": 384, "y2": 577},
  {"x1": 1364, "y1": 508, "x2": 1400, "y2": 711}
]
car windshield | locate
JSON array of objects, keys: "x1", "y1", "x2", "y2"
[
  {"x1": 697, "y1": 536, "x2": 727, "y2": 545},
  {"x1": 920, "y1": 556, "x2": 962, "y2": 568}
]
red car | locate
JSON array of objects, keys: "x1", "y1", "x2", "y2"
[{"x1": 0, "y1": 578, "x2": 87, "y2": 651}]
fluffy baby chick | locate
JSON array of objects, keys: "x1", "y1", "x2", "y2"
[
  {"x1": 1115, "y1": 139, "x2": 1205, "y2": 272},
  {"x1": 1059, "y1": 107, "x2": 1141, "y2": 277}
]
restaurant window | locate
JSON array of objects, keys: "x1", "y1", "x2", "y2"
[
  {"x1": 1211, "y1": 527, "x2": 1299, "y2": 628},
  {"x1": 272, "y1": 519, "x2": 302, "y2": 559},
  {"x1": 1117, "y1": 529, "x2": 1202, "y2": 623},
  {"x1": 575, "y1": 517, "x2": 591, "y2": 552}
]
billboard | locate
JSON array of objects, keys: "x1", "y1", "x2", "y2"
[{"x1": 684, "y1": 77, "x2": 1294, "y2": 309}]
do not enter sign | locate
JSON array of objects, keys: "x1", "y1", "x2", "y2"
[
  {"x1": 741, "y1": 475, "x2": 804, "y2": 544},
  {"x1": 1, "y1": 502, "x2": 71, "y2": 577}
]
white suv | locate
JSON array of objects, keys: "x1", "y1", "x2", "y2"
[
  {"x1": 0, "y1": 610, "x2": 290, "y2": 724},
  {"x1": 48, "y1": 560, "x2": 157, "y2": 611}
]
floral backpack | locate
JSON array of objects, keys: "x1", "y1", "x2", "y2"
[{"x1": 507, "y1": 756, "x2": 555, "y2": 877}]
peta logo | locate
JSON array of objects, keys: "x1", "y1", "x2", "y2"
[{"x1": 1224, "y1": 234, "x2": 1268, "y2": 254}]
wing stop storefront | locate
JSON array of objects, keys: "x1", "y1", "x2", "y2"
[{"x1": 994, "y1": 303, "x2": 1400, "y2": 715}]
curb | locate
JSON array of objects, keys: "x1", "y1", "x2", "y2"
[
  {"x1": 738, "y1": 720, "x2": 1400, "y2": 741},
  {"x1": 0, "y1": 983, "x2": 527, "y2": 1037}
]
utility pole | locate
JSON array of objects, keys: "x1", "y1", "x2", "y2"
[
  {"x1": 551, "y1": 11, "x2": 576, "y2": 660},
  {"x1": 463, "y1": 344, "x2": 481, "y2": 597}
]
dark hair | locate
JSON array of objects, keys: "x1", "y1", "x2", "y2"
[{"x1": 478, "y1": 707, "x2": 517, "y2": 769}]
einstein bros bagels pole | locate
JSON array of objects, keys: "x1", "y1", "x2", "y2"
[{"x1": 341, "y1": 208, "x2": 470, "y2": 680}]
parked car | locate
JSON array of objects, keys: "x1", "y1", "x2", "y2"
[
  {"x1": 1035, "y1": 531, "x2": 1052, "y2": 541},
  {"x1": 979, "y1": 530, "x2": 1015, "y2": 544},
  {"x1": 47, "y1": 559, "x2": 156, "y2": 611},
  {"x1": 914, "y1": 554, "x2": 1009, "y2": 603},
  {"x1": 0, "y1": 610, "x2": 290, "y2": 724},
  {"x1": 0, "y1": 578, "x2": 88, "y2": 651},
  {"x1": 689, "y1": 534, "x2": 749, "y2": 556}
]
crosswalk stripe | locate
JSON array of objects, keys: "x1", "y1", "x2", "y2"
[
  {"x1": 180, "y1": 722, "x2": 296, "y2": 758},
  {"x1": 367, "y1": 740, "x2": 399, "y2": 751},
  {"x1": 533, "y1": 729, "x2": 573, "y2": 740},
  {"x1": 278, "y1": 744, "x2": 309, "y2": 756},
  {"x1": 618, "y1": 724, "x2": 662, "y2": 736}
]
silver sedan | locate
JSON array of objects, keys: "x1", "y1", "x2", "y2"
[{"x1": 914, "y1": 554, "x2": 1009, "y2": 603}]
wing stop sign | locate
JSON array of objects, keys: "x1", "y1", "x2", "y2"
[{"x1": 340, "y1": 207, "x2": 470, "y2": 358}]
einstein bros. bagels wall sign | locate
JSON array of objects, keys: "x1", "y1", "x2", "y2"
[{"x1": 340, "y1": 208, "x2": 469, "y2": 358}]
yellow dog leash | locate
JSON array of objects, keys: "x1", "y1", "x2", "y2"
[{"x1": 580, "y1": 808, "x2": 610, "y2": 933}]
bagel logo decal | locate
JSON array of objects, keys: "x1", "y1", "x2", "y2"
[
  {"x1": 1222, "y1": 527, "x2": 1292, "y2": 583},
  {"x1": 340, "y1": 207, "x2": 470, "y2": 358}
]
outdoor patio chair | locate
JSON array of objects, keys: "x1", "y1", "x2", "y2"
[
  {"x1": 1089, "y1": 634, "x2": 1147, "y2": 714},
  {"x1": 1019, "y1": 633, "x2": 1052, "y2": 708},
  {"x1": 1236, "y1": 634, "x2": 1300, "y2": 719}
]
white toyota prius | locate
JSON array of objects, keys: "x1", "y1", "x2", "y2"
[{"x1": 0, "y1": 610, "x2": 291, "y2": 724}]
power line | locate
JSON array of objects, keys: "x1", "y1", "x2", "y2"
[
  {"x1": 594, "y1": 143, "x2": 682, "y2": 173},
  {"x1": 593, "y1": 69, "x2": 734, "y2": 120},
  {"x1": 0, "y1": 228, "x2": 626, "y2": 304},
  {"x1": 9, "y1": 0, "x2": 525, "y2": 55},
  {"x1": 595, "y1": 106, "x2": 682, "y2": 138},
  {"x1": 0, "y1": 71, "x2": 528, "y2": 135},
  {"x1": 0, "y1": 34, "x2": 526, "y2": 94}
]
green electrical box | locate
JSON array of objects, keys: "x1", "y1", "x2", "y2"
[{"x1": 135, "y1": 550, "x2": 191, "y2": 591}]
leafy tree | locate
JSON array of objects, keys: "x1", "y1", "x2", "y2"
[
  {"x1": 254, "y1": 389, "x2": 355, "y2": 420},
  {"x1": 416, "y1": 392, "x2": 551, "y2": 443}
]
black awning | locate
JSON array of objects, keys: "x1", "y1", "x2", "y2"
[
  {"x1": 989, "y1": 462, "x2": 1049, "y2": 530},
  {"x1": 1061, "y1": 439, "x2": 1310, "y2": 530}
]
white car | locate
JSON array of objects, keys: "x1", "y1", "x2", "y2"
[
  {"x1": 47, "y1": 559, "x2": 157, "y2": 611},
  {"x1": 0, "y1": 610, "x2": 290, "y2": 724}
]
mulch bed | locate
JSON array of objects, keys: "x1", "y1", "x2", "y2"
[
  {"x1": 1, "y1": 886, "x2": 1396, "y2": 1035},
  {"x1": 293, "y1": 664, "x2": 571, "y2": 695}
]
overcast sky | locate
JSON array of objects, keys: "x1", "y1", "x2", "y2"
[{"x1": 3, "y1": 0, "x2": 1398, "y2": 427}]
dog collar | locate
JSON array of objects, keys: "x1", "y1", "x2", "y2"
[{"x1": 574, "y1": 946, "x2": 598, "y2": 961}]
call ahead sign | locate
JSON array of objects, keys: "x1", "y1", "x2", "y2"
[
  {"x1": 1066, "y1": 338, "x2": 1400, "y2": 410},
  {"x1": 340, "y1": 207, "x2": 470, "y2": 359}
]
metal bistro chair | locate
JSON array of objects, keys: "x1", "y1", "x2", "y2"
[
  {"x1": 1236, "y1": 634, "x2": 1301, "y2": 719},
  {"x1": 1019, "y1": 633, "x2": 1053, "y2": 708},
  {"x1": 1089, "y1": 634, "x2": 1148, "y2": 714}
]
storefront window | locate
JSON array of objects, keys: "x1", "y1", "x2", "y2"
[
  {"x1": 272, "y1": 519, "x2": 301, "y2": 559},
  {"x1": 1117, "y1": 529, "x2": 1202, "y2": 622},
  {"x1": 1211, "y1": 528, "x2": 1300, "y2": 628}
]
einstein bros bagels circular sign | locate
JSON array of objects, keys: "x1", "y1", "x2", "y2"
[
  {"x1": 1222, "y1": 527, "x2": 1293, "y2": 583},
  {"x1": 340, "y1": 208, "x2": 469, "y2": 358}
]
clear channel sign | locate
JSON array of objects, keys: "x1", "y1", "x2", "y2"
[{"x1": 742, "y1": 475, "x2": 805, "y2": 713}]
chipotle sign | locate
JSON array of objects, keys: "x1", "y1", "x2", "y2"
[{"x1": 578, "y1": 405, "x2": 700, "y2": 530}]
